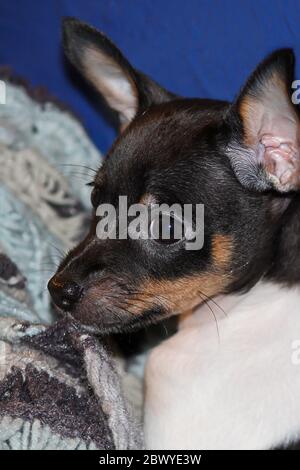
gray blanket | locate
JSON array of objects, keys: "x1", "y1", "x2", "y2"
[
  {"x1": 0, "y1": 316, "x2": 142, "y2": 450},
  {"x1": 0, "y1": 72, "x2": 142, "y2": 450}
]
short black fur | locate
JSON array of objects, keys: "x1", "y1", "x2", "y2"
[{"x1": 48, "y1": 18, "x2": 300, "y2": 334}]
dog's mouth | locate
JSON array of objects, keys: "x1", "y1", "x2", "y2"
[
  {"x1": 49, "y1": 266, "x2": 228, "y2": 334},
  {"x1": 54, "y1": 304, "x2": 168, "y2": 335},
  {"x1": 51, "y1": 282, "x2": 170, "y2": 335}
]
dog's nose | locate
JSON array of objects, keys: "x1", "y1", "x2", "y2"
[{"x1": 48, "y1": 277, "x2": 83, "y2": 311}]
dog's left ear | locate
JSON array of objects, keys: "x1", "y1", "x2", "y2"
[
  {"x1": 228, "y1": 49, "x2": 300, "y2": 193},
  {"x1": 63, "y1": 18, "x2": 173, "y2": 130}
]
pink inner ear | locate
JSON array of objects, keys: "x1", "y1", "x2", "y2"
[
  {"x1": 241, "y1": 77, "x2": 300, "y2": 191},
  {"x1": 259, "y1": 133, "x2": 300, "y2": 189}
]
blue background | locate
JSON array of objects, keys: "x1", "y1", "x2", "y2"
[{"x1": 0, "y1": 0, "x2": 300, "y2": 153}]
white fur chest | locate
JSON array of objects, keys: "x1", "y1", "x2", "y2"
[{"x1": 144, "y1": 282, "x2": 300, "y2": 449}]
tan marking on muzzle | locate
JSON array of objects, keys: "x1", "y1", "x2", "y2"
[
  {"x1": 51, "y1": 277, "x2": 65, "y2": 288},
  {"x1": 126, "y1": 234, "x2": 233, "y2": 316}
]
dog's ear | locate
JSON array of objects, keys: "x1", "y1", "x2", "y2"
[
  {"x1": 228, "y1": 49, "x2": 300, "y2": 193},
  {"x1": 63, "y1": 18, "x2": 173, "y2": 129}
]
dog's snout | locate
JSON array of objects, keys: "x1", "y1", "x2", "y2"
[{"x1": 48, "y1": 277, "x2": 84, "y2": 311}]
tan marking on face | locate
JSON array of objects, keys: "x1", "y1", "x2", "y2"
[
  {"x1": 51, "y1": 278, "x2": 64, "y2": 289},
  {"x1": 211, "y1": 234, "x2": 233, "y2": 269},
  {"x1": 79, "y1": 234, "x2": 233, "y2": 320},
  {"x1": 124, "y1": 234, "x2": 233, "y2": 316},
  {"x1": 127, "y1": 271, "x2": 231, "y2": 316},
  {"x1": 139, "y1": 193, "x2": 156, "y2": 205}
]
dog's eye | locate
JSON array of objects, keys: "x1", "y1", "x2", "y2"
[
  {"x1": 149, "y1": 213, "x2": 185, "y2": 244},
  {"x1": 91, "y1": 187, "x2": 101, "y2": 208}
]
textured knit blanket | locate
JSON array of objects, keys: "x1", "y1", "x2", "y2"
[{"x1": 0, "y1": 72, "x2": 142, "y2": 450}]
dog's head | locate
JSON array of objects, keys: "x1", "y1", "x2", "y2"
[{"x1": 48, "y1": 18, "x2": 300, "y2": 333}]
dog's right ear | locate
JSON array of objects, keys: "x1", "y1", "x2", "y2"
[
  {"x1": 227, "y1": 49, "x2": 300, "y2": 193},
  {"x1": 63, "y1": 18, "x2": 173, "y2": 130}
]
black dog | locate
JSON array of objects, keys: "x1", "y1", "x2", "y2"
[
  {"x1": 49, "y1": 18, "x2": 299, "y2": 332},
  {"x1": 48, "y1": 18, "x2": 300, "y2": 449}
]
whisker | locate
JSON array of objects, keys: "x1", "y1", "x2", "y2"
[
  {"x1": 198, "y1": 291, "x2": 220, "y2": 343},
  {"x1": 66, "y1": 170, "x2": 95, "y2": 178},
  {"x1": 58, "y1": 164, "x2": 97, "y2": 173},
  {"x1": 26, "y1": 269, "x2": 55, "y2": 274},
  {"x1": 48, "y1": 243, "x2": 66, "y2": 259},
  {"x1": 161, "y1": 322, "x2": 170, "y2": 337},
  {"x1": 197, "y1": 289, "x2": 227, "y2": 318},
  {"x1": 66, "y1": 173, "x2": 94, "y2": 183}
]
